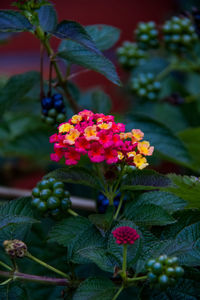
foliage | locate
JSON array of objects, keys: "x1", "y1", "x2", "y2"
[{"x1": 0, "y1": 1, "x2": 200, "y2": 300}]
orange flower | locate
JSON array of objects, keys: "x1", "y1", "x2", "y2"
[
  {"x1": 64, "y1": 129, "x2": 80, "y2": 145},
  {"x1": 138, "y1": 141, "x2": 154, "y2": 156},
  {"x1": 84, "y1": 125, "x2": 99, "y2": 141},
  {"x1": 132, "y1": 129, "x2": 144, "y2": 142}
]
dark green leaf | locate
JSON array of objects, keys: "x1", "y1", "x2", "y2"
[
  {"x1": 85, "y1": 24, "x2": 121, "y2": 51},
  {"x1": 126, "y1": 115, "x2": 192, "y2": 167},
  {"x1": 53, "y1": 20, "x2": 101, "y2": 55},
  {"x1": 179, "y1": 127, "x2": 200, "y2": 172},
  {"x1": 0, "y1": 215, "x2": 38, "y2": 230},
  {"x1": 121, "y1": 169, "x2": 171, "y2": 191},
  {"x1": 79, "y1": 89, "x2": 112, "y2": 114},
  {"x1": 37, "y1": 4, "x2": 57, "y2": 32},
  {"x1": 0, "y1": 283, "x2": 27, "y2": 300},
  {"x1": 133, "y1": 191, "x2": 186, "y2": 214},
  {"x1": 124, "y1": 203, "x2": 176, "y2": 226},
  {"x1": 48, "y1": 216, "x2": 91, "y2": 246},
  {"x1": 89, "y1": 207, "x2": 114, "y2": 231},
  {"x1": 164, "y1": 174, "x2": 200, "y2": 209},
  {"x1": 46, "y1": 167, "x2": 100, "y2": 190},
  {"x1": 0, "y1": 10, "x2": 32, "y2": 32},
  {"x1": 73, "y1": 277, "x2": 117, "y2": 300},
  {"x1": 58, "y1": 40, "x2": 121, "y2": 86}
]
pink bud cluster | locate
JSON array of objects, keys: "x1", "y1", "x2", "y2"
[
  {"x1": 112, "y1": 226, "x2": 140, "y2": 245},
  {"x1": 49, "y1": 110, "x2": 154, "y2": 168}
]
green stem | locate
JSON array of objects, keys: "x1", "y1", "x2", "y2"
[
  {"x1": 112, "y1": 285, "x2": 124, "y2": 300},
  {"x1": 122, "y1": 244, "x2": 127, "y2": 280},
  {"x1": 68, "y1": 208, "x2": 79, "y2": 217},
  {"x1": 0, "y1": 278, "x2": 12, "y2": 285},
  {"x1": 127, "y1": 275, "x2": 147, "y2": 283},
  {"x1": 26, "y1": 252, "x2": 70, "y2": 280},
  {"x1": 0, "y1": 261, "x2": 12, "y2": 271},
  {"x1": 156, "y1": 64, "x2": 174, "y2": 81},
  {"x1": 113, "y1": 193, "x2": 124, "y2": 220}
]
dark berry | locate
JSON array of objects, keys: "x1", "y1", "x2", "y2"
[
  {"x1": 37, "y1": 201, "x2": 47, "y2": 212},
  {"x1": 31, "y1": 198, "x2": 41, "y2": 208},
  {"x1": 52, "y1": 93, "x2": 63, "y2": 101},
  {"x1": 56, "y1": 113, "x2": 66, "y2": 123},
  {"x1": 38, "y1": 179, "x2": 50, "y2": 190},
  {"x1": 32, "y1": 187, "x2": 40, "y2": 197},
  {"x1": 174, "y1": 266, "x2": 184, "y2": 278},
  {"x1": 146, "y1": 259, "x2": 156, "y2": 269},
  {"x1": 48, "y1": 177, "x2": 56, "y2": 186},
  {"x1": 54, "y1": 99, "x2": 64, "y2": 111},
  {"x1": 53, "y1": 181, "x2": 64, "y2": 189},
  {"x1": 47, "y1": 196, "x2": 60, "y2": 209},
  {"x1": 45, "y1": 117, "x2": 55, "y2": 125},
  {"x1": 166, "y1": 267, "x2": 175, "y2": 277},
  {"x1": 152, "y1": 262, "x2": 163, "y2": 275},
  {"x1": 42, "y1": 97, "x2": 53, "y2": 109},
  {"x1": 64, "y1": 190, "x2": 70, "y2": 197},
  {"x1": 53, "y1": 188, "x2": 64, "y2": 198},
  {"x1": 42, "y1": 108, "x2": 48, "y2": 116},
  {"x1": 48, "y1": 108, "x2": 57, "y2": 117},
  {"x1": 158, "y1": 255, "x2": 168, "y2": 264},
  {"x1": 148, "y1": 272, "x2": 157, "y2": 283},
  {"x1": 61, "y1": 198, "x2": 71, "y2": 210},
  {"x1": 50, "y1": 208, "x2": 61, "y2": 218},
  {"x1": 159, "y1": 274, "x2": 169, "y2": 287}
]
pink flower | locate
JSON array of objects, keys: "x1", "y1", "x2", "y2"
[
  {"x1": 75, "y1": 137, "x2": 90, "y2": 154},
  {"x1": 112, "y1": 226, "x2": 140, "y2": 245},
  {"x1": 97, "y1": 130, "x2": 113, "y2": 148},
  {"x1": 88, "y1": 142, "x2": 105, "y2": 163},
  {"x1": 64, "y1": 148, "x2": 81, "y2": 165},
  {"x1": 104, "y1": 147, "x2": 118, "y2": 164},
  {"x1": 49, "y1": 133, "x2": 59, "y2": 143}
]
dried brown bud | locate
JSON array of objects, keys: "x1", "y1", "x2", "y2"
[{"x1": 3, "y1": 239, "x2": 27, "y2": 258}]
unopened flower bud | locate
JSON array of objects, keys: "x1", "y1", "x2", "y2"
[{"x1": 3, "y1": 239, "x2": 27, "y2": 258}]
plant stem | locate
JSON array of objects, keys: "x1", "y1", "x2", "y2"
[
  {"x1": 35, "y1": 26, "x2": 80, "y2": 113},
  {"x1": 112, "y1": 285, "x2": 124, "y2": 300},
  {"x1": 122, "y1": 244, "x2": 127, "y2": 280},
  {"x1": 113, "y1": 193, "x2": 124, "y2": 220},
  {"x1": 127, "y1": 275, "x2": 147, "y2": 283},
  {"x1": 68, "y1": 208, "x2": 79, "y2": 217},
  {"x1": 0, "y1": 261, "x2": 12, "y2": 271},
  {"x1": 0, "y1": 270, "x2": 69, "y2": 286},
  {"x1": 40, "y1": 42, "x2": 45, "y2": 100},
  {"x1": 26, "y1": 252, "x2": 70, "y2": 280}
]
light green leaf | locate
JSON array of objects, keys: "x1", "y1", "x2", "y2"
[
  {"x1": 73, "y1": 277, "x2": 117, "y2": 300},
  {"x1": 85, "y1": 24, "x2": 121, "y2": 51}
]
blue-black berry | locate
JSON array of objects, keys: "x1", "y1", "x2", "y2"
[
  {"x1": 41, "y1": 94, "x2": 66, "y2": 126},
  {"x1": 134, "y1": 21, "x2": 159, "y2": 50},
  {"x1": 97, "y1": 192, "x2": 126, "y2": 213}
]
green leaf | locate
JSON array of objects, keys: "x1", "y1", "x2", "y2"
[
  {"x1": 0, "y1": 283, "x2": 27, "y2": 300},
  {"x1": 37, "y1": 4, "x2": 57, "y2": 32},
  {"x1": 0, "y1": 215, "x2": 38, "y2": 230},
  {"x1": 48, "y1": 216, "x2": 91, "y2": 246},
  {"x1": 126, "y1": 115, "x2": 192, "y2": 167},
  {"x1": 79, "y1": 89, "x2": 112, "y2": 114},
  {"x1": 121, "y1": 169, "x2": 171, "y2": 191},
  {"x1": 0, "y1": 10, "x2": 32, "y2": 32},
  {"x1": 124, "y1": 203, "x2": 176, "y2": 226},
  {"x1": 73, "y1": 277, "x2": 117, "y2": 300},
  {"x1": 89, "y1": 207, "x2": 114, "y2": 231},
  {"x1": 179, "y1": 127, "x2": 200, "y2": 172},
  {"x1": 133, "y1": 191, "x2": 186, "y2": 214},
  {"x1": 46, "y1": 167, "x2": 100, "y2": 190},
  {"x1": 53, "y1": 20, "x2": 101, "y2": 55},
  {"x1": 0, "y1": 71, "x2": 40, "y2": 113},
  {"x1": 58, "y1": 40, "x2": 121, "y2": 86},
  {"x1": 85, "y1": 24, "x2": 121, "y2": 51},
  {"x1": 164, "y1": 174, "x2": 200, "y2": 209}
]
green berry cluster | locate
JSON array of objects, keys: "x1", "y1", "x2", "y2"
[
  {"x1": 134, "y1": 21, "x2": 159, "y2": 50},
  {"x1": 116, "y1": 41, "x2": 146, "y2": 69},
  {"x1": 130, "y1": 73, "x2": 161, "y2": 100},
  {"x1": 146, "y1": 255, "x2": 184, "y2": 288},
  {"x1": 162, "y1": 16, "x2": 198, "y2": 52},
  {"x1": 31, "y1": 177, "x2": 71, "y2": 219}
]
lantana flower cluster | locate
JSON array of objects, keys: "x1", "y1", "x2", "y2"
[{"x1": 49, "y1": 110, "x2": 154, "y2": 169}]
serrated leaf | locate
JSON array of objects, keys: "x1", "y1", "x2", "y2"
[
  {"x1": 53, "y1": 20, "x2": 101, "y2": 55},
  {"x1": 89, "y1": 206, "x2": 114, "y2": 231},
  {"x1": 126, "y1": 115, "x2": 192, "y2": 167},
  {"x1": 48, "y1": 216, "x2": 91, "y2": 246},
  {"x1": 164, "y1": 174, "x2": 200, "y2": 209},
  {"x1": 179, "y1": 127, "x2": 200, "y2": 172},
  {"x1": 73, "y1": 277, "x2": 117, "y2": 300},
  {"x1": 0, "y1": 215, "x2": 38, "y2": 230},
  {"x1": 46, "y1": 167, "x2": 100, "y2": 190},
  {"x1": 85, "y1": 24, "x2": 121, "y2": 51},
  {"x1": 108, "y1": 220, "x2": 141, "y2": 267},
  {"x1": 58, "y1": 40, "x2": 121, "y2": 86},
  {"x1": 133, "y1": 191, "x2": 186, "y2": 214},
  {"x1": 121, "y1": 169, "x2": 171, "y2": 191},
  {"x1": 124, "y1": 203, "x2": 176, "y2": 226},
  {"x1": 0, "y1": 10, "x2": 33, "y2": 32},
  {"x1": 0, "y1": 283, "x2": 27, "y2": 300},
  {"x1": 37, "y1": 4, "x2": 57, "y2": 32}
]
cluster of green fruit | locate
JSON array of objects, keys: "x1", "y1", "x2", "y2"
[
  {"x1": 130, "y1": 73, "x2": 161, "y2": 100},
  {"x1": 134, "y1": 21, "x2": 159, "y2": 49},
  {"x1": 31, "y1": 177, "x2": 71, "y2": 219},
  {"x1": 162, "y1": 16, "x2": 198, "y2": 52},
  {"x1": 116, "y1": 41, "x2": 146, "y2": 69},
  {"x1": 146, "y1": 255, "x2": 184, "y2": 288}
]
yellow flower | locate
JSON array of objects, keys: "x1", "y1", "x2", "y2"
[
  {"x1": 98, "y1": 122, "x2": 112, "y2": 130},
  {"x1": 64, "y1": 129, "x2": 80, "y2": 145},
  {"x1": 127, "y1": 151, "x2": 136, "y2": 158},
  {"x1": 118, "y1": 151, "x2": 124, "y2": 160},
  {"x1": 84, "y1": 125, "x2": 99, "y2": 141},
  {"x1": 138, "y1": 141, "x2": 154, "y2": 156},
  {"x1": 132, "y1": 129, "x2": 144, "y2": 142},
  {"x1": 120, "y1": 132, "x2": 132, "y2": 140},
  {"x1": 59, "y1": 123, "x2": 74, "y2": 133},
  {"x1": 71, "y1": 114, "x2": 82, "y2": 124},
  {"x1": 134, "y1": 154, "x2": 149, "y2": 169}
]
